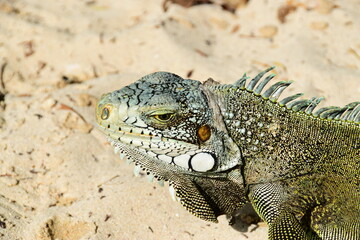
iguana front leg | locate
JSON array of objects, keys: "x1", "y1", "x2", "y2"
[
  {"x1": 268, "y1": 212, "x2": 321, "y2": 240},
  {"x1": 249, "y1": 183, "x2": 321, "y2": 240}
]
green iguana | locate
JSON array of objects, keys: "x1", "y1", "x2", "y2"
[{"x1": 95, "y1": 67, "x2": 360, "y2": 240}]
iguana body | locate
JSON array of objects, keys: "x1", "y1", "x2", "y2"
[{"x1": 96, "y1": 68, "x2": 360, "y2": 239}]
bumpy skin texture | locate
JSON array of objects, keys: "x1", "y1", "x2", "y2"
[{"x1": 96, "y1": 68, "x2": 360, "y2": 240}]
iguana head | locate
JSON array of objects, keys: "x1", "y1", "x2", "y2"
[{"x1": 96, "y1": 72, "x2": 245, "y2": 222}]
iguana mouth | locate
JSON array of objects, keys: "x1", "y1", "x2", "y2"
[{"x1": 97, "y1": 123, "x2": 217, "y2": 173}]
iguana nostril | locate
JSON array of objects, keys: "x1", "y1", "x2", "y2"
[{"x1": 101, "y1": 107, "x2": 110, "y2": 120}]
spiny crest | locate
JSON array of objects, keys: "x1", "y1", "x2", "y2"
[{"x1": 234, "y1": 67, "x2": 360, "y2": 124}]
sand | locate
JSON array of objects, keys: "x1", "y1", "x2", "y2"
[{"x1": 0, "y1": 0, "x2": 359, "y2": 239}]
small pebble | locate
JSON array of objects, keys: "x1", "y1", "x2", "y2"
[
  {"x1": 310, "y1": 21, "x2": 329, "y2": 30},
  {"x1": 259, "y1": 25, "x2": 278, "y2": 38}
]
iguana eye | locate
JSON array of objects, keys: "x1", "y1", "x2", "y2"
[{"x1": 152, "y1": 113, "x2": 174, "y2": 122}]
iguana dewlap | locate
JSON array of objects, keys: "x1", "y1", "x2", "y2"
[{"x1": 96, "y1": 68, "x2": 360, "y2": 240}]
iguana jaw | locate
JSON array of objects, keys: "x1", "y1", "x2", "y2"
[{"x1": 96, "y1": 121, "x2": 228, "y2": 177}]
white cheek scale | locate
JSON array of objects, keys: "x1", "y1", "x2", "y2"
[{"x1": 189, "y1": 152, "x2": 215, "y2": 172}]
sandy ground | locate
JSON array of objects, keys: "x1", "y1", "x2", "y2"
[{"x1": 0, "y1": 0, "x2": 359, "y2": 239}]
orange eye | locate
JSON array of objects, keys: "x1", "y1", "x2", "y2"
[
  {"x1": 197, "y1": 125, "x2": 211, "y2": 142},
  {"x1": 101, "y1": 107, "x2": 110, "y2": 120}
]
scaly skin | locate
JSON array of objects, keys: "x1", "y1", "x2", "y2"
[{"x1": 96, "y1": 68, "x2": 360, "y2": 239}]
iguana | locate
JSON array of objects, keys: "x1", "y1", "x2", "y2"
[{"x1": 95, "y1": 67, "x2": 360, "y2": 240}]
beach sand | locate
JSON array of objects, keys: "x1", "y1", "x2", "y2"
[{"x1": 0, "y1": 0, "x2": 359, "y2": 239}]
